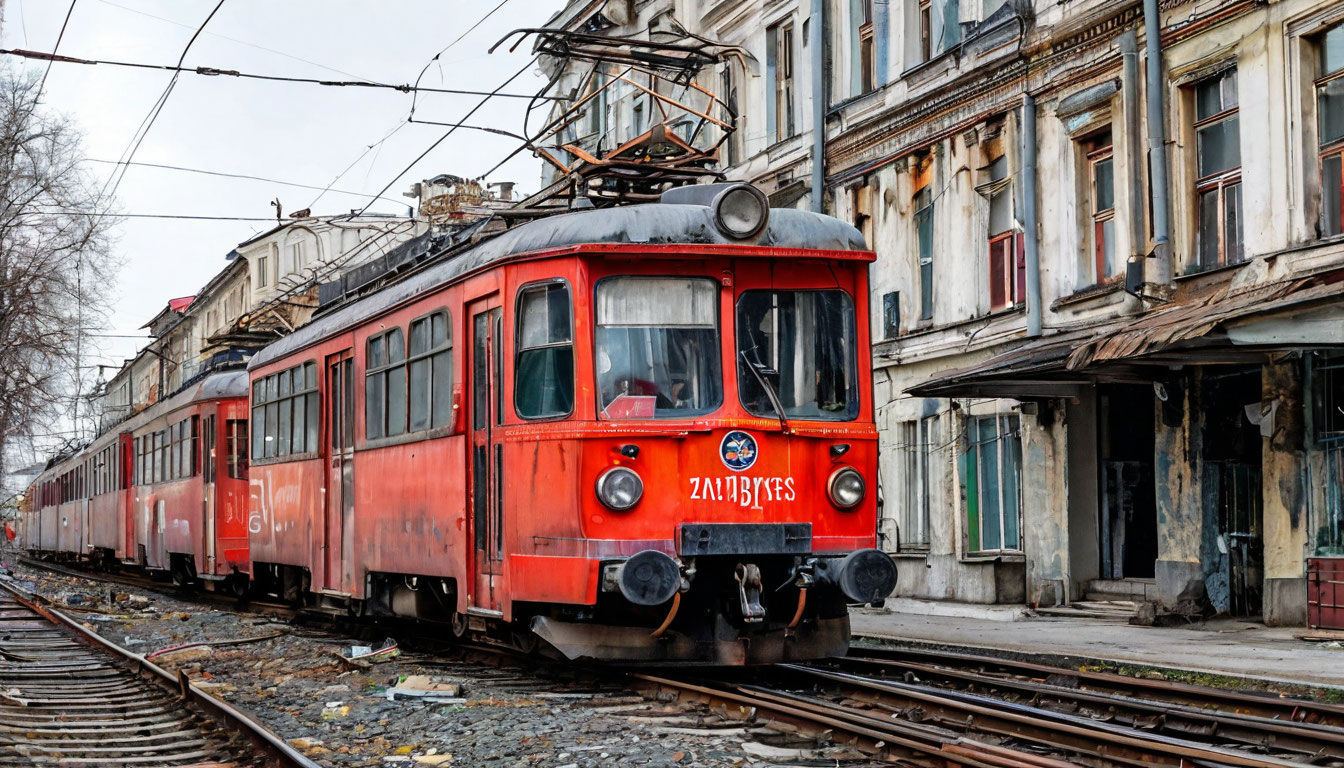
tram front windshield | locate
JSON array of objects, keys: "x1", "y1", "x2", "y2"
[
  {"x1": 595, "y1": 277, "x2": 722, "y2": 419},
  {"x1": 736, "y1": 289, "x2": 858, "y2": 421}
]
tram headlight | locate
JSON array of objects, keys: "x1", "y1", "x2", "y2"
[
  {"x1": 596, "y1": 467, "x2": 644, "y2": 511},
  {"x1": 827, "y1": 467, "x2": 865, "y2": 510},
  {"x1": 712, "y1": 183, "x2": 769, "y2": 239}
]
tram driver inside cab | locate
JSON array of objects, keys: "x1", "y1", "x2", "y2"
[{"x1": 595, "y1": 277, "x2": 721, "y2": 420}]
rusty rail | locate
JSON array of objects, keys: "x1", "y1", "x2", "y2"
[
  {"x1": 846, "y1": 643, "x2": 1344, "y2": 726},
  {"x1": 831, "y1": 653, "x2": 1344, "y2": 759},
  {"x1": 0, "y1": 577, "x2": 319, "y2": 767}
]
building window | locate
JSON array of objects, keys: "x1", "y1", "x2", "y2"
[
  {"x1": 1193, "y1": 68, "x2": 1243, "y2": 271},
  {"x1": 882, "y1": 291, "x2": 900, "y2": 339},
  {"x1": 768, "y1": 21, "x2": 795, "y2": 142},
  {"x1": 919, "y1": 0, "x2": 933, "y2": 62},
  {"x1": 407, "y1": 310, "x2": 453, "y2": 432},
  {"x1": 366, "y1": 328, "x2": 407, "y2": 440},
  {"x1": 257, "y1": 255, "x2": 268, "y2": 288},
  {"x1": 983, "y1": 154, "x2": 1023, "y2": 310},
  {"x1": 252, "y1": 361, "x2": 319, "y2": 459},
  {"x1": 859, "y1": 0, "x2": 876, "y2": 94},
  {"x1": 289, "y1": 241, "x2": 306, "y2": 273},
  {"x1": 918, "y1": 0, "x2": 959, "y2": 63},
  {"x1": 515, "y1": 281, "x2": 574, "y2": 420},
  {"x1": 1313, "y1": 351, "x2": 1344, "y2": 555},
  {"x1": 913, "y1": 154, "x2": 935, "y2": 320},
  {"x1": 963, "y1": 414, "x2": 1022, "y2": 552},
  {"x1": 1084, "y1": 131, "x2": 1117, "y2": 283},
  {"x1": 897, "y1": 415, "x2": 939, "y2": 551},
  {"x1": 1317, "y1": 25, "x2": 1344, "y2": 236}
]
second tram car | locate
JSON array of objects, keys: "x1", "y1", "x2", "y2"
[
  {"x1": 23, "y1": 371, "x2": 251, "y2": 592},
  {"x1": 247, "y1": 183, "x2": 897, "y2": 663}
]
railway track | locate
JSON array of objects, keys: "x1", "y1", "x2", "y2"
[
  {"x1": 639, "y1": 651, "x2": 1344, "y2": 767},
  {"x1": 14, "y1": 556, "x2": 1344, "y2": 766},
  {"x1": 0, "y1": 578, "x2": 317, "y2": 767},
  {"x1": 16, "y1": 557, "x2": 298, "y2": 620}
]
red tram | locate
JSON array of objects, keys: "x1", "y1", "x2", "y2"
[
  {"x1": 246, "y1": 183, "x2": 897, "y2": 663},
  {"x1": 23, "y1": 372, "x2": 251, "y2": 592}
]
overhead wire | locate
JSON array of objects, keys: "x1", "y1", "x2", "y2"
[
  {"x1": 83, "y1": 159, "x2": 407, "y2": 206},
  {"x1": 98, "y1": 0, "x2": 227, "y2": 205},
  {"x1": 409, "y1": 0, "x2": 512, "y2": 119},
  {"x1": 313, "y1": 0, "x2": 521, "y2": 212},
  {"x1": 0, "y1": 48, "x2": 560, "y2": 100},
  {"x1": 353, "y1": 56, "x2": 539, "y2": 218},
  {"x1": 34, "y1": 0, "x2": 76, "y2": 104},
  {"x1": 92, "y1": 0, "x2": 372, "y2": 83}
]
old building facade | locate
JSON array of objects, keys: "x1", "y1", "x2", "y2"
[
  {"x1": 542, "y1": 0, "x2": 1344, "y2": 625},
  {"x1": 95, "y1": 213, "x2": 419, "y2": 433}
]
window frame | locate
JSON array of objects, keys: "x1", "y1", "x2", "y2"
[
  {"x1": 1088, "y1": 141, "x2": 1117, "y2": 283},
  {"x1": 250, "y1": 361, "x2": 320, "y2": 464},
  {"x1": 896, "y1": 415, "x2": 939, "y2": 553},
  {"x1": 914, "y1": 184, "x2": 935, "y2": 321},
  {"x1": 406, "y1": 308, "x2": 455, "y2": 435},
  {"x1": 514, "y1": 278, "x2": 576, "y2": 422},
  {"x1": 963, "y1": 413, "x2": 1023, "y2": 554},
  {"x1": 1191, "y1": 68, "x2": 1244, "y2": 273},
  {"x1": 1317, "y1": 25, "x2": 1344, "y2": 237},
  {"x1": 593, "y1": 275, "x2": 724, "y2": 421},
  {"x1": 734, "y1": 287, "x2": 861, "y2": 423},
  {"x1": 858, "y1": 0, "x2": 876, "y2": 94},
  {"x1": 365, "y1": 327, "x2": 408, "y2": 442},
  {"x1": 768, "y1": 20, "x2": 796, "y2": 143}
]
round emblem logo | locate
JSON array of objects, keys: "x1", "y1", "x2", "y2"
[{"x1": 719, "y1": 431, "x2": 759, "y2": 472}]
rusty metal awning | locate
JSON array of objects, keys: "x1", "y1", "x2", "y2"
[{"x1": 907, "y1": 268, "x2": 1344, "y2": 399}]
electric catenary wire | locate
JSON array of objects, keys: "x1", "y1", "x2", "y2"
[
  {"x1": 0, "y1": 48, "x2": 559, "y2": 100},
  {"x1": 98, "y1": 0, "x2": 227, "y2": 205}
]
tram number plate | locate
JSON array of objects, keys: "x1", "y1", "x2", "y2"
[{"x1": 688, "y1": 476, "x2": 796, "y2": 508}]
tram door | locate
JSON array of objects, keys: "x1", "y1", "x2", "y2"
[
  {"x1": 467, "y1": 299, "x2": 504, "y2": 613},
  {"x1": 202, "y1": 414, "x2": 217, "y2": 574},
  {"x1": 324, "y1": 351, "x2": 356, "y2": 593}
]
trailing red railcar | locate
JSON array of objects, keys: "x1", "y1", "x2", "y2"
[
  {"x1": 247, "y1": 183, "x2": 897, "y2": 663},
  {"x1": 24, "y1": 371, "x2": 251, "y2": 592}
]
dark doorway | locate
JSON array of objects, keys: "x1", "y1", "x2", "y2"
[
  {"x1": 1202, "y1": 367, "x2": 1264, "y2": 618},
  {"x1": 1098, "y1": 385, "x2": 1158, "y2": 579}
]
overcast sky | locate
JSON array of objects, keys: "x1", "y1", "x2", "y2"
[{"x1": 3, "y1": 0, "x2": 564, "y2": 381}]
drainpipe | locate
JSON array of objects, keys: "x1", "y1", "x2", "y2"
[
  {"x1": 1144, "y1": 0, "x2": 1172, "y2": 282},
  {"x1": 1021, "y1": 93, "x2": 1043, "y2": 338},
  {"x1": 1120, "y1": 32, "x2": 1146, "y2": 257},
  {"x1": 810, "y1": 0, "x2": 826, "y2": 214}
]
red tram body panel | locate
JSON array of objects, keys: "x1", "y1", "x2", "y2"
[
  {"x1": 246, "y1": 189, "x2": 898, "y2": 664},
  {"x1": 24, "y1": 372, "x2": 251, "y2": 590}
]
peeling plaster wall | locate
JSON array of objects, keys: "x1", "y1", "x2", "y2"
[
  {"x1": 1021, "y1": 402, "x2": 1072, "y2": 607},
  {"x1": 1262, "y1": 359, "x2": 1310, "y2": 625},
  {"x1": 1153, "y1": 373, "x2": 1206, "y2": 610}
]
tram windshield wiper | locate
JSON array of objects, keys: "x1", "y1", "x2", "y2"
[{"x1": 738, "y1": 350, "x2": 790, "y2": 433}]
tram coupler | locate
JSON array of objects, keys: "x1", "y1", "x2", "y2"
[{"x1": 735, "y1": 563, "x2": 766, "y2": 622}]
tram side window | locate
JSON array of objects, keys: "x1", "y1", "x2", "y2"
[
  {"x1": 251, "y1": 362, "x2": 319, "y2": 460},
  {"x1": 227, "y1": 419, "x2": 249, "y2": 479},
  {"x1": 515, "y1": 282, "x2": 574, "y2": 419},
  {"x1": 366, "y1": 329, "x2": 409, "y2": 440},
  {"x1": 408, "y1": 310, "x2": 453, "y2": 432}
]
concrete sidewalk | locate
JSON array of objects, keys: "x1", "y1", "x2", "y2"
[{"x1": 850, "y1": 609, "x2": 1344, "y2": 689}]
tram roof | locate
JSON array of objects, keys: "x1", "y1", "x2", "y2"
[{"x1": 249, "y1": 203, "x2": 867, "y2": 371}]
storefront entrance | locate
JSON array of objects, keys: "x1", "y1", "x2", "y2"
[
  {"x1": 1098, "y1": 385, "x2": 1158, "y2": 580},
  {"x1": 1202, "y1": 367, "x2": 1264, "y2": 618}
]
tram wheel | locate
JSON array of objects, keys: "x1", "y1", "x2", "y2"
[{"x1": 451, "y1": 611, "x2": 469, "y2": 639}]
